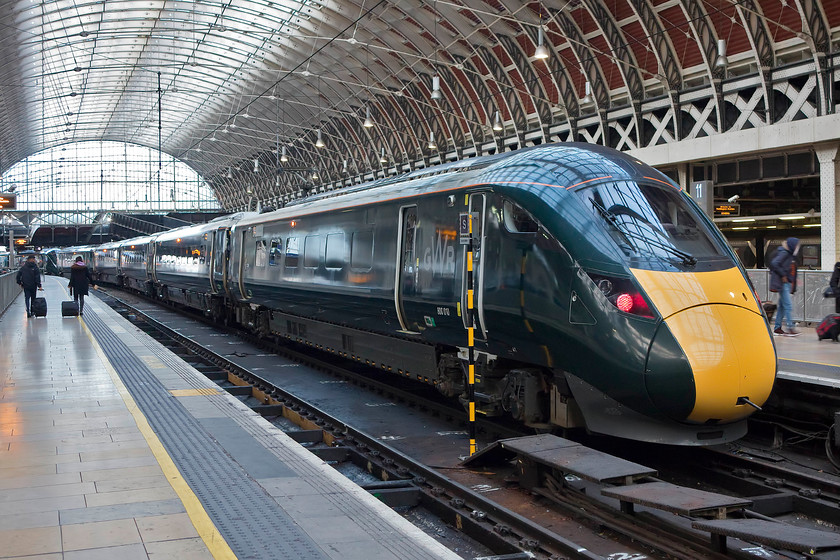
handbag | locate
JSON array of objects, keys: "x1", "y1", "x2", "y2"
[{"x1": 824, "y1": 286, "x2": 836, "y2": 298}]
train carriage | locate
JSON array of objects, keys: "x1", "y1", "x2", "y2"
[
  {"x1": 118, "y1": 237, "x2": 155, "y2": 295},
  {"x1": 152, "y1": 213, "x2": 253, "y2": 314},
  {"x1": 92, "y1": 240, "x2": 123, "y2": 286}
]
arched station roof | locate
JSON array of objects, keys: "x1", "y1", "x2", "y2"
[{"x1": 0, "y1": 0, "x2": 838, "y2": 210}]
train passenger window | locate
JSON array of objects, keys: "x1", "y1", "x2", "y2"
[
  {"x1": 269, "y1": 239, "x2": 282, "y2": 266},
  {"x1": 255, "y1": 240, "x2": 267, "y2": 267},
  {"x1": 503, "y1": 200, "x2": 539, "y2": 233},
  {"x1": 325, "y1": 233, "x2": 345, "y2": 269},
  {"x1": 351, "y1": 231, "x2": 374, "y2": 271},
  {"x1": 304, "y1": 235, "x2": 321, "y2": 268},
  {"x1": 285, "y1": 238, "x2": 299, "y2": 268}
]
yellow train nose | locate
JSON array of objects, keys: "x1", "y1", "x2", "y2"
[
  {"x1": 633, "y1": 266, "x2": 777, "y2": 425},
  {"x1": 663, "y1": 304, "x2": 777, "y2": 423}
]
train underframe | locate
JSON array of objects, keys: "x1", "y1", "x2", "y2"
[{"x1": 222, "y1": 296, "x2": 586, "y2": 431}]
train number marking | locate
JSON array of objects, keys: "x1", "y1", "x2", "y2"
[
  {"x1": 436, "y1": 306, "x2": 450, "y2": 316},
  {"x1": 607, "y1": 554, "x2": 647, "y2": 560}
]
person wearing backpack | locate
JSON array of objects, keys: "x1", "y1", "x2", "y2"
[
  {"x1": 15, "y1": 255, "x2": 43, "y2": 318},
  {"x1": 769, "y1": 237, "x2": 800, "y2": 336}
]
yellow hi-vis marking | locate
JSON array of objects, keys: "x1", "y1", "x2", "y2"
[
  {"x1": 468, "y1": 363, "x2": 475, "y2": 385},
  {"x1": 467, "y1": 251, "x2": 473, "y2": 272},
  {"x1": 470, "y1": 439, "x2": 477, "y2": 455},
  {"x1": 467, "y1": 289, "x2": 474, "y2": 309},
  {"x1": 81, "y1": 321, "x2": 237, "y2": 560},
  {"x1": 468, "y1": 327, "x2": 474, "y2": 347},
  {"x1": 469, "y1": 402, "x2": 475, "y2": 421}
]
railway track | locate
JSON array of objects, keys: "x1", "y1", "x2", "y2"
[{"x1": 93, "y1": 288, "x2": 840, "y2": 560}]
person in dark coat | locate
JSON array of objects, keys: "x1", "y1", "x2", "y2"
[
  {"x1": 830, "y1": 261, "x2": 840, "y2": 313},
  {"x1": 68, "y1": 256, "x2": 94, "y2": 315},
  {"x1": 769, "y1": 237, "x2": 800, "y2": 336},
  {"x1": 16, "y1": 255, "x2": 43, "y2": 317}
]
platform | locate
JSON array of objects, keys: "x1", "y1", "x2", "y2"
[
  {"x1": 0, "y1": 276, "x2": 460, "y2": 560},
  {"x1": 774, "y1": 325, "x2": 840, "y2": 388}
]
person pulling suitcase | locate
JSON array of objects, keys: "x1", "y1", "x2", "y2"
[
  {"x1": 16, "y1": 255, "x2": 43, "y2": 318},
  {"x1": 67, "y1": 256, "x2": 94, "y2": 316}
]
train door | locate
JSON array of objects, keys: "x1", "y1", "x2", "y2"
[
  {"x1": 146, "y1": 239, "x2": 156, "y2": 283},
  {"x1": 237, "y1": 229, "x2": 250, "y2": 300},
  {"x1": 461, "y1": 193, "x2": 488, "y2": 340},
  {"x1": 209, "y1": 227, "x2": 228, "y2": 295},
  {"x1": 395, "y1": 205, "x2": 420, "y2": 332}
]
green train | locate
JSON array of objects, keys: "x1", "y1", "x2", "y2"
[{"x1": 94, "y1": 144, "x2": 777, "y2": 445}]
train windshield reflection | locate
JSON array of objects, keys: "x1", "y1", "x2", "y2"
[{"x1": 577, "y1": 181, "x2": 729, "y2": 270}]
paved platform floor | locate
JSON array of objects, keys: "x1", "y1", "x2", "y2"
[
  {"x1": 775, "y1": 325, "x2": 840, "y2": 388},
  {"x1": 0, "y1": 277, "x2": 461, "y2": 560}
]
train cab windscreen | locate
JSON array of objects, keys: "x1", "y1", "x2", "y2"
[{"x1": 577, "y1": 181, "x2": 731, "y2": 271}]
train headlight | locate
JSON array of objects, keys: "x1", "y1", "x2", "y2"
[
  {"x1": 587, "y1": 273, "x2": 655, "y2": 318},
  {"x1": 596, "y1": 278, "x2": 613, "y2": 295}
]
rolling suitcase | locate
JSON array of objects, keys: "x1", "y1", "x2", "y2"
[
  {"x1": 61, "y1": 301, "x2": 79, "y2": 317},
  {"x1": 816, "y1": 313, "x2": 840, "y2": 341},
  {"x1": 32, "y1": 297, "x2": 47, "y2": 317}
]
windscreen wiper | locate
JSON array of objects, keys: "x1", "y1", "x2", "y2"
[
  {"x1": 590, "y1": 197, "x2": 697, "y2": 266},
  {"x1": 590, "y1": 197, "x2": 639, "y2": 252}
]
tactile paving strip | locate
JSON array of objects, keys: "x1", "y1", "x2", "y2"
[
  {"x1": 83, "y1": 310, "x2": 328, "y2": 560},
  {"x1": 102, "y1": 303, "x2": 456, "y2": 560}
]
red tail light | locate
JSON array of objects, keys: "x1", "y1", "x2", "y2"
[
  {"x1": 616, "y1": 293, "x2": 633, "y2": 312},
  {"x1": 587, "y1": 273, "x2": 655, "y2": 318}
]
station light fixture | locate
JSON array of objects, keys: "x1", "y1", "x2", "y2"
[
  {"x1": 431, "y1": 75, "x2": 442, "y2": 101},
  {"x1": 534, "y1": 26, "x2": 550, "y2": 59},
  {"x1": 363, "y1": 107, "x2": 374, "y2": 128},
  {"x1": 253, "y1": 158, "x2": 259, "y2": 172},
  {"x1": 315, "y1": 130, "x2": 325, "y2": 148},
  {"x1": 581, "y1": 81, "x2": 593, "y2": 105},
  {"x1": 280, "y1": 146, "x2": 288, "y2": 162},
  {"x1": 427, "y1": 131, "x2": 437, "y2": 150},
  {"x1": 714, "y1": 39, "x2": 728, "y2": 71},
  {"x1": 493, "y1": 111, "x2": 503, "y2": 132},
  {"x1": 379, "y1": 147, "x2": 388, "y2": 164}
]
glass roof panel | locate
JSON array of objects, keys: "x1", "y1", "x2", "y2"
[{"x1": 1, "y1": 141, "x2": 219, "y2": 212}]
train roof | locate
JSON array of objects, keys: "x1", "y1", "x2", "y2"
[
  {"x1": 154, "y1": 212, "x2": 257, "y2": 243},
  {"x1": 237, "y1": 143, "x2": 674, "y2": 228}
]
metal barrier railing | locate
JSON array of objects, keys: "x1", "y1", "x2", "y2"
[
  {"x1": 747, "y1": 269, "x2": 835, "y2": 325},
  {"x1": 0, "y1": 271, "x2": 22, "y2": 317}
]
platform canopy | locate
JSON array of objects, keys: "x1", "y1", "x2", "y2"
[{"x1": 0, "y1": 0, "x2": 837, "y2": 211}]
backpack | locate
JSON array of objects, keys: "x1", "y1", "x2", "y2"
[{"x1": 816, "y1": 314, "x2": 840, "y2": 341}]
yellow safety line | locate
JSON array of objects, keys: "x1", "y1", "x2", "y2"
[
  {"x1": 780, "y1": 357, "x2": 840, "y2": 369},
  {"x1": 80, "y1": 319, "x2": 237, "y2": 560},
  {"x1": 170, "y1": 388, "x2": 221, "y2": 397}
]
